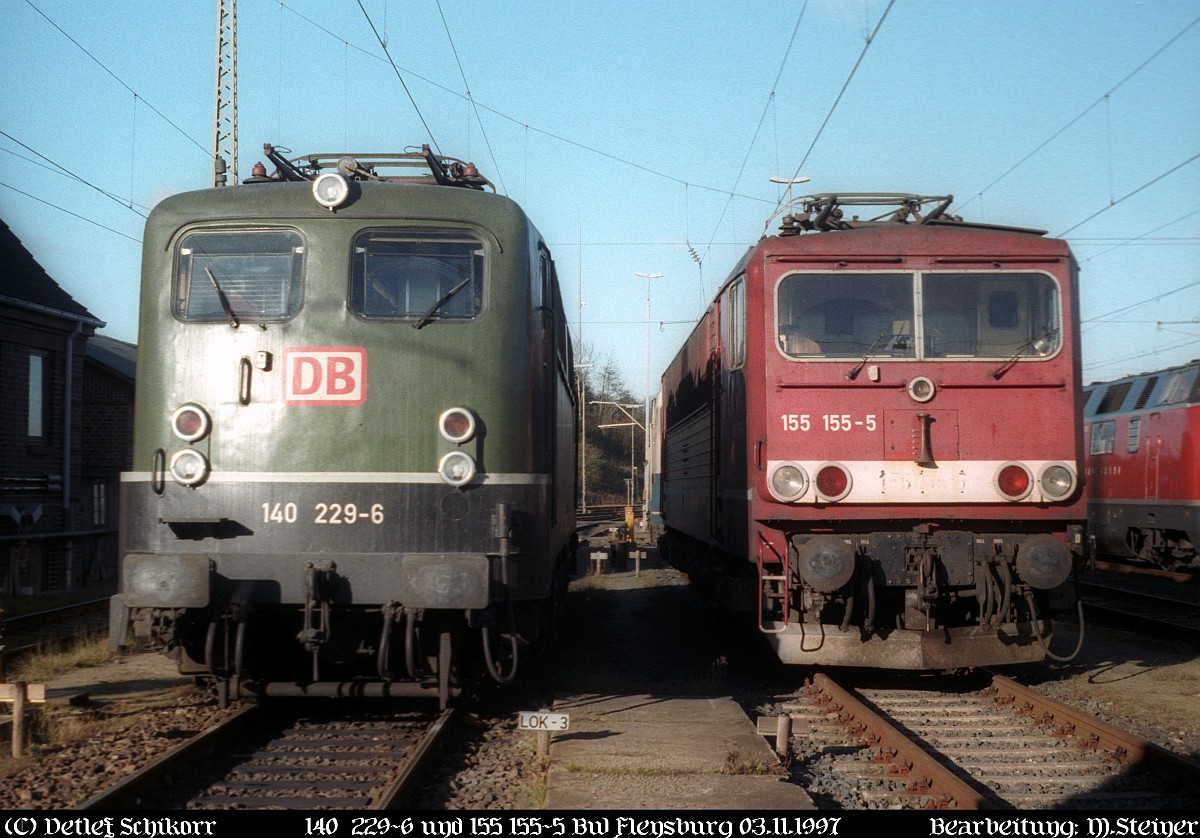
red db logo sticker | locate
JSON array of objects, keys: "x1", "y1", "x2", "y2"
[{"x1": 283, "y1": 347, "x2": 367, "y2": 405}]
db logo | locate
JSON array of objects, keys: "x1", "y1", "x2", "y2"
[{"x1": 283, "y1": 347, "x2": 367, "y2": 405}]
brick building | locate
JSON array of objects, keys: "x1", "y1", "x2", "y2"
[
  {"x1": 81, "y1": 335, "x2": 137, "y2": 578},
  {"x1": 1, "y1": 217, "x2": 132, "y2": 594}
]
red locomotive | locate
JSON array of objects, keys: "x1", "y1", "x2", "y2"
[
  {"x1": 657, "y1": 194, "x2": 1087, "y2": 669},
  {"x1": 1084, "y1": 360, "x2": 1199, "y2": 570}
]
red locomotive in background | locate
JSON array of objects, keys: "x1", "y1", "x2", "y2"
[
  {"x1": 1084, "y1": 360, "x2": 1199, "y2": 571},
  {"x1": 656, "y1": 194, "x2": 1087, "y2": 669}
]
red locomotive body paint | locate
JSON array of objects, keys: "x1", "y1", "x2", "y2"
[
  {"x1": 657, "y1": 195, "x2": 1088, "y2": 669},
  {"x1": 1083, "y1": 360, "x2": 1199, "y2": 569}
]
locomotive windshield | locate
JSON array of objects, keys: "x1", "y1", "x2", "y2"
[
  {"x1": 351, "y1": 229, "x2": 485, "y2": 322},
  {"x1": 776, "y1": 271, "x2": 1061, "y2": 361},
  {"x1": 174, "y1": 230, "x2": 305, "y2": 322}
]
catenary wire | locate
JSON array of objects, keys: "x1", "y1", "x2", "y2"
[
  {"x1": 278, "y1": 1, "x2": 771, "y2": 205},
  {"x1": 701, "y1": 2, "x2": 809, "y2": 264},
  {"x1": 960, "y1": 13, "x2": 1200, "y2": 213},
  {"x1": 435, "y1": 0, "x2": 506, "y2": 194},
  {"x1": 775, "y1": 0, "x2": 897, "y2": 213},
  {"x1": 0, "y1": 181, "x2": 141, "y2": 243},
  {"x1": 1, "y1": 131, "x2": 149, "y2": 219},
  {"x1": 23, "y1": 0, "x2": 209, "y2": 159},
  {"x1": 355, "y1": 0, "x2": 441, "y2": 154}
]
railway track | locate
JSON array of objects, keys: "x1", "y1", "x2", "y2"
[
  {"x1": 1092, "y1": 559, "x2": 1198, "y2": 583},
  {"x1": 780, "y1": 672, "x2": 1200, "y2": 809},
  {"x1": 1080, "y1": 581, "x2": 1200, "y2": 643},
  {"x1": 576, "y1": 504, "x2": 628, "y2": 526},
  {"x1": 79, "y1": 703, "x2": 457, "y2": 810}
]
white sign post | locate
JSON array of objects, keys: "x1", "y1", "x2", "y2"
[{"x1": 519, "y1": 711, "x2": 570, "y2": 757}]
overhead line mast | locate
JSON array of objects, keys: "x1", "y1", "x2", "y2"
[{"x1": 212, "y1": 0, "x2": 238, "y2": 186}]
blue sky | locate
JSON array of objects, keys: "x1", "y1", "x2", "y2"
[{"x1": 2, "y1": 0, "x2": 1197, "y2": 398}]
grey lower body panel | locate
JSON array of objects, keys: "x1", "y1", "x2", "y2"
[
  {"x1": 118, "y1": 478, "x2": 562, "y2": 608},
  {"x1": 763, "y1": 620, "x2": 1053, "y2": 669}
]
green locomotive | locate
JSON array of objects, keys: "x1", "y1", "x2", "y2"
[{"x1": 109, "y1": 146, "x2": 578, "y2": 706}]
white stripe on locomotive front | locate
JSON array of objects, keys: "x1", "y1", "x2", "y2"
[
  {"x1": 121, "y1": 471, "x2": 552, "y2": 485},
  {"x1": 762, "y1": 459, "x2": 1076, "y2": 504}
]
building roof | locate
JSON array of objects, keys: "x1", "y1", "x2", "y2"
[
  {"x1": 0, "y1": 217, "x2": 102, "y2": 324},
  {"x1": 86, "y1": 334, "x2": 137, "y2": 383}
]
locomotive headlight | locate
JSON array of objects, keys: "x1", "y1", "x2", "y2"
[
  {"x1": 312, "y1": 172, "x2": 351, "y2": 210},
  {"x1": 995, "y1": 462, "x2": 1033, "y2": 501},
  {"x1": 169, "y1": 449, "x2": 210, "y2": 487},
  {"x1": 798, "y1": 535, "x2": 856, "y2": 593},
  {"x1": 1038, "y1": 463, "x2": 1077, "y2": 501},
  {"x1": 814, "y1": 463, "x2": 852, "y2": 502},
  {"x1": 907, "y1": 376, "x2": 936, "y2": 403},
  {"x1": 438, "y1": 451, "x2": 477, "y2": 487},
  {"x1": 439, "y1": 407, "x2": 477, "y2": 444},
  {"x1": 768, "y1": 463, "x2": 809, "y2": 503},
  {"x1": 1016, "y1": 534, "x2": 1073, "y2": 590},
  {"x1": 171, "y1": 403, "x2": 211, "y2": 442}
]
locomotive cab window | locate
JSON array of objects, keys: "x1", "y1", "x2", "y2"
[
  {"x1": 175, "y1": 230, "x2": 305, "y2": 322},
  {"x1": 776, "y1": 273, "x2": 915, "y2": 359},
  {"x1": 351, "y1": 229, "x2": 485, "y2": 322},
  {"x1": 923, "y1": 273, "x2": 1060, "y2": 359},
  {"x1": 776, "y1": 270, "x2": 1061, "y2": 363}
]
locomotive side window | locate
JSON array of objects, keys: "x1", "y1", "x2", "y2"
[
  {"x1": 923, "y1": 273, "x2": 1060, "y2": 359},
  {"x1": 175, "y1": 230, "x2": 305, "y2": 322},
  {"x1": 722, "y1": 276, "x2": 746, "y2": 369},
  {"x1": 776, "y1": 273, "x2": 914, "y2": 359},
  {"x1": 351, "y1": 229, "x2": 485, "y2": 322},
  {"x1": 1090, "y1": 420, "x2": 1116, "y2": 456}
]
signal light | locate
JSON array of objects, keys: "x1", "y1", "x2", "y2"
[
  {"x1": 768, "y1": 463, "x2": 809, "y2": 503},
  {"x1": 312, "y1": 172, "x2": 351, "y2": 210},
  {"x1": 907, "y1": 376, "x2": 936, "y2": 403},
  {"x1": 439, "y1": 407, "x2": 477, "y2": 444},
  {"x1": 814, "y1": 463, "x2": 852, "y2": 502},
  {"x1": 438, "y1": 451, "x2": 477, "y2": 487},
  {"x1": 1038, "y1": 463, "x2": 1077, "y2": 501},
  {"x1": 995, "y1": 463, "x2": 1033, "y2": 501},
  {"x1": 169, "y1": 449, "x2": 210, "y2": 487},
  {"x1": 171, "y1": 403, "x2": 211, "y2": 442}
]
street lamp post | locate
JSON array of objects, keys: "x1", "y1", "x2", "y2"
[
  {"x1": 634, "y1": 272, "x2": 661, "y2": 529},
  {"x1": 574, "y1": 363, "x2": 592, "y2": 513}
]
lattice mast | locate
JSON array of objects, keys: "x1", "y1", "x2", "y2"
[{"x1": 212, "y1": 0, "x2": 238, "y2": 186}]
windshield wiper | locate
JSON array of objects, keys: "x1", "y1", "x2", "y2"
[
  {"x1": 204, "y1": 267, "x2": 240, "y2": 328},
  {"x1": 846, "y1": 329, "x2": 891, "y2": 380},
  {"x1": 413, "y1": 276, "x2": 473, "y2": 330},
  {"x1": 990, "y1": 330, "x2": 1058, "y2": 379}
]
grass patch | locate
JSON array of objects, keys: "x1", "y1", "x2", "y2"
[
  {"x1": 722, "y1": 747, "x2": 775, "y2": 776},
  {"x1": 561, "y1": 763, "x2": 696, "y2": 777},
  {"x1": 8, "y1": 631, "x2": 114, "y2": 684}
]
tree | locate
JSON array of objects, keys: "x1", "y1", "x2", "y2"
[{"x1": 576, "y1": 348, "x2": 643, "y2": 506}]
